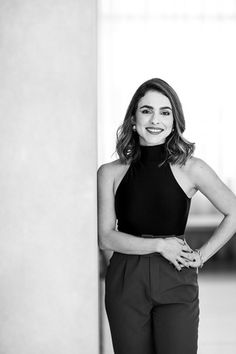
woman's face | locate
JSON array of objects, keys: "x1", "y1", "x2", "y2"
[{"x1": 134, "y1": 90, "x2": 174, "y2": 146}]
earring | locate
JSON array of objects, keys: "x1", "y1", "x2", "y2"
[
  {"x1": 172, "y1": 128, "x2": 174, "y2": 132},
  {"x1": 132, "y1": 124, "x2": 137, "y2": 132}
]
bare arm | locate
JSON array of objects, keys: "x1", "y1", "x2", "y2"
[
  {"x1": 187, "y1": 158, "x2": 236, "y2": 267},
  {"x1": 97, "y1": 163, "x2": 192, "y2": 270}
]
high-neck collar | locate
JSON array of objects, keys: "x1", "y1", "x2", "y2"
[{"x1": 139, "y1": 142, "x2": 166, "y2": 164}]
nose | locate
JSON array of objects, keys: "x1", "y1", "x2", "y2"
[{"x1": 150, "y1": 111, "x2": 160, "y2": 124}]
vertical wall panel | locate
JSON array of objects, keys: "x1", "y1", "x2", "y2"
[{"x1": 0, "y1": 1, "x2": 98, "y2": 353}]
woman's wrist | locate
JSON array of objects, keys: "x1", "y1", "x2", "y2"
[
  {"x1": 195, "y1": 248, "x2": 204, "y2": 268},
  {"x1": 156, "y1": 238, "x2": 165, "y2": 254}
]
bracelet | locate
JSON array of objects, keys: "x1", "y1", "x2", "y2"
[{"x1": 195, "y1": 249, "x2": 204, "y2": 268}]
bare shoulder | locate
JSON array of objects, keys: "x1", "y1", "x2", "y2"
[
  {"x1": 183, "y1": 156, "x2": 215, "y2": 179},
  {"x1": 182, "y1": 155, "x2": 226, "y2": 192},
  {"x1": 181, "y1": 155, "x2": 202, "y2": 172},
  {"x1": 97, "y1": 159, "x2": 129, "y2": 185},
  {"x1": 182, "y1": 155, "x2": 236, "y2": 214},
  {"x1": 97, "y1": 160, "x2": 116, "y2": 178},
  {"x1": 98, "y1": 159, "x2": 125, "y2": 175}
]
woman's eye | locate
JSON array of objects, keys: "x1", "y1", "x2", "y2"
[
  {"x1": 141, "y1": 109, "x2": 151, "y2": 114},
  {"x1": 161, "y1": 111, "x2": 170, "y2": 116}
]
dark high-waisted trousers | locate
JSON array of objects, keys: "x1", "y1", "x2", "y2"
[{"x1": 105, "y1": 250, "x2": 199, "y2": 354}]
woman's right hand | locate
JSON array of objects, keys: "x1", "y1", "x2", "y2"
[{"x1": 159, "y1": 237, "x2": 194, "y2": 271}]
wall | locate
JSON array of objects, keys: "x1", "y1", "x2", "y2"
[{"x1": 0, "y1": 1, "x2": 98, "y2": 353}]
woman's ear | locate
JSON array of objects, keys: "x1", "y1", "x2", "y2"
[{"x1": 131, "y1": 116, "x2": 135, "y2": 124}]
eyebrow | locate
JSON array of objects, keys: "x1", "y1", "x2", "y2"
[
  {"x1": 139, "y1": 105, "x2": 153, "y2": 109},
  {"x1": 160, "y1": 106, "x2": 172, "y2": 110},
  {"x1": 139, "y1": 105, "x2": 172, "y2": 110}
]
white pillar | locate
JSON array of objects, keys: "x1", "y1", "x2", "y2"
[{"x1": 0, "y1": 1, "x2": 98, "y2": 353}]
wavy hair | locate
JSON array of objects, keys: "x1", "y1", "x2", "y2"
[{"x1": 115, "y1": 78, "x2": 195, "y2": 166}]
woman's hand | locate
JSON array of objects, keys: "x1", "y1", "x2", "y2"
[
  {"x1": 159, "y1": 237, "x2": 196, "y2": 271},
  {"x1": 182, "y1": 250, "x2": 203, "y2": 269}
]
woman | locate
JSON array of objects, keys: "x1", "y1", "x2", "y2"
[{"x1": 97, "y1": 78, "x2": 236, "y2": 354}]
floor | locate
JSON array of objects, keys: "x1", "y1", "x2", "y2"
[
  {"x1": 198, "y1": 271, "x2": 236, "y2": 354},
  {"x1": 100, "y1": 266, "x2": 236, "y2": 354}
]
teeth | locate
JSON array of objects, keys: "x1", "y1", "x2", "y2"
[{"x1": 146, "y1": 128, "x2": 163, "y2": 132}]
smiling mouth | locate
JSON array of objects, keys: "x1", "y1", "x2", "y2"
[{"x1": 146, "y1": 127, "x2": 164, "y2": 134}]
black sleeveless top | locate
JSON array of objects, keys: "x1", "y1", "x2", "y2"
[{"x1": 115, "y1": 143, "x2": 191, "y2": 237}]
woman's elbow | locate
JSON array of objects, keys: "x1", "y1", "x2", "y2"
[
  {"x1": 98, "y1": 229, "x2": 111, "y2": 250},
  {"x1": 230, "y1": 209, "x2": 236, "y2": 228},
  {"x1": 98, "y1": 238, "x2": 106, "y2": 250},
  {"x1": 224, "y1": 207, "x2": 236, "y2": 228}
]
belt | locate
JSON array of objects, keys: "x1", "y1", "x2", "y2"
[{"x1": 140, "y1": 234, "x2": 185, "y2": 240}]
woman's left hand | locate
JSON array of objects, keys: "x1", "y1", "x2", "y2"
[
  {"x1": 180, "y1": 250, "x2": 202, "y2": 268},
  {"x1": 179, "y1": 240, "x2": 203, "y2": 268}
]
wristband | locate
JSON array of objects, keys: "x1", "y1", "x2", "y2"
[{"x1": 195, "y1": 248, "x2": 204, "y2": 268}]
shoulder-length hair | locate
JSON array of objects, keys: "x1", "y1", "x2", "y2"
[{"x1": 115, "y1": 78, "x2": 195, "y2": 166}]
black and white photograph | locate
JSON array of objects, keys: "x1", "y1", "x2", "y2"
[{"x1": 0, "y1": 1, "x2": 236, "y2": 354}]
